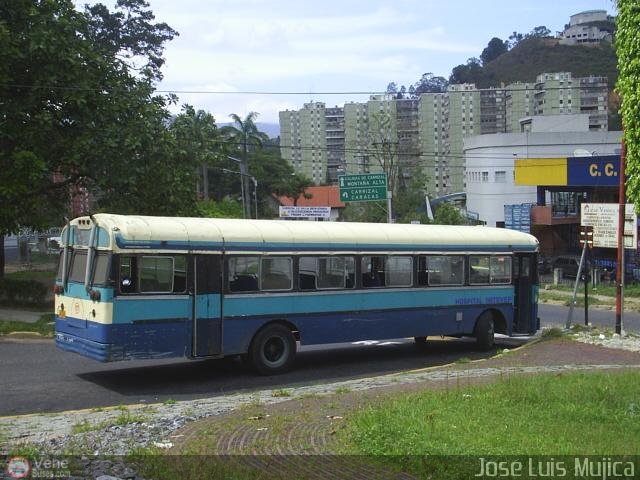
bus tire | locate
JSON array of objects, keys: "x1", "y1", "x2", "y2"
[
  {"x1": 249, "y1": 324, "x2": 296, "y2": 375},
  {"x1": 414, "y1": 336, "x2": 428, "y2": 347},
  {"x1": 474, "y1": 312, "x2": 495, "y2": 351}
]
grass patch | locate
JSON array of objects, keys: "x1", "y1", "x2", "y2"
[
  {"x1": 271, "y1": 389, "x2": 291, "y2": 398},
  {"x1": 335, "y1": 386, "x2": 351, "y2": 395},
  {"x1": 454, "y1": 356, "x2": 471, "y2": 364},
  {"x1": 543, "y1": 282, "x2": 640, "y2": 298},
  {"x1": 6, "y1": 269, "x2": 56, "y2": 283},
  {"x1": 0, "y1": 314, "x2": 55, "y2": 336},
  {"x1": 162, "y1": 399, "x2": 177, "y2": 406},
  {"x1": 541, "y1": 327, "x2": 565, "y2": 339},
  {"x1": 71, "y1": 410, "x2": 148, "y2": 434},
  {"x1": 538, "y1": 291, "x2": 610, "y2": 308},
  {"x1": 338, "y1": 370, "x2": 640, "y2": 477}
]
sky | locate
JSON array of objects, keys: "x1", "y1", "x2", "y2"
[{"x1": 98, "y1": 0, "x2": 616, "y2": 124}]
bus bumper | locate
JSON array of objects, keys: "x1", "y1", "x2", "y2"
[{"x1": 55, "y1": 331, "x2": 122, "y2": 362}]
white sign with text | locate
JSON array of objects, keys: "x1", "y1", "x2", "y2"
[
  {"x1": 580, "y1": 203, "x2": 637, "y2": 249},
  {"x1": 279, "y1": 206, "x2": 331, "y2": 219}
]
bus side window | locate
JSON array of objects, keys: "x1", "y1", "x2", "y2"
[
  {"x1": 299, "y1": 257, "x2": 317, "y2": 291},
  {"x1": 386, "y1": 256, "x2": 412, "y2": 287},
  {"x1": 428, "y1": 256, "x2": 464, "y2": 286},
  {"x1": 261, "y1": 257, "x2": 292, "y2": 291},
  {"x1": 228, "y1": 257, "x2": 259, "y2": 292},
  {"x1": 469, "y1": 256, "x2": 490, "y2": 284},
  {"x1": 490, "y1": 256, "x2": 512, "y2": 284},
  {"x1": 139, "y1": 256, "x2": 174, "y2": 293},
  {"x1": 119, "y1": 256, "x2": 138, "y2": 294},
  {"x1": 417, "y1": 256, "x2": 428, "y2": 286},
  {"x1": 362, "y1": 256, "x2": 385, "y2": 287},
  {"x1": 173, "y1": 256, "x2": 187, "y2": 293},
  {"x1": 345, "y1": 257, "x2": 355, "y2": 288}
]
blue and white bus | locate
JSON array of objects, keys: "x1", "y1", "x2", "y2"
[{"x1": 54, "y1": 214, "x2": 539, "y2": 374}]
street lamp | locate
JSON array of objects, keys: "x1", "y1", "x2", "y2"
[
  {"x1": 228, "y1": 155, "x2": 255, "y2": 219},
  {"x1": 222, "y1": 167, "x2": 258, "y2": 219}
]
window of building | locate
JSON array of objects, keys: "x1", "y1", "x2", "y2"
[
  {"x1": 482, "y1": 171, "x2": 489, "y2": 182},
  {"x1": 495, "y1": 171, "x2": 506, "y2": 183}
]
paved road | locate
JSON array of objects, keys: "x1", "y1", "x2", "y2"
[{"x1": 1, "y1": 304, "x2": 638, "y2": 416}]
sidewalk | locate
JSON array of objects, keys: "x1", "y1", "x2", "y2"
[
  {"x1": 540, "y1": 286, "x2": 640, "y2": 304},
  {"x1": 0, "y1": 307, "x2": 49, "y2": 323}
]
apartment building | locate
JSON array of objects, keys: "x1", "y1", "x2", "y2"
[
  {"x1": 506, "y1": 73, "x2": 608, "y2": 132},
  {"x1": 279, "y1": 102, "x2": 328, "y2": 185},
  {"x1": 279, "y1": 72, "x2": 609, "y2": 193}
]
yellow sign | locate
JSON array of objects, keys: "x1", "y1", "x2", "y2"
[{"x1": 514, "y1": 158, "x2": 567, "y2": 186}]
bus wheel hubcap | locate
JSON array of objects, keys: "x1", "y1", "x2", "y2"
[{"x1": 263, "y1": 337, "x2": 286, "y2": 364}]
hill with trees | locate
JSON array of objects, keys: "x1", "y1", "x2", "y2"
[{"x1": 453, "y1": 37, "x2": 617, "y2": 88}]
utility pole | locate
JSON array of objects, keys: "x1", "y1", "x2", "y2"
[{"x1": 615, "y1": 139, "x2": 626, "y2": 335}]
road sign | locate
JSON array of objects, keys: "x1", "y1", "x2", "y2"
[
  {"x1": 580, "y1": 203, "x2": 637, "y2": 249},
  {"x1": 279, "y1": 206, "x2": 331, "y2": 219},
  {"x1": 338, "y1": 173, "x2": 387, "y2": 202}
]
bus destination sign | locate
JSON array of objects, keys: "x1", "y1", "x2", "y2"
[{"x1": 338, "y1": 173, "x2": 387, "y2": 202}]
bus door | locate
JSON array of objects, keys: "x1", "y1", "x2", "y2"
[
  {"x1": 191, "y1": 254, "x2": 223, "y2": 357},
  {"x1": 513, "y1": 254, "x2": 538, "y2": 334}
]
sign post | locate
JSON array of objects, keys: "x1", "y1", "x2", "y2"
[{"x1": 580, "y1": 202, "x2": 637, "y2": 332}]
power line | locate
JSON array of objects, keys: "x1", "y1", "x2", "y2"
[{"x1": 0, "y1": 83, "x2": 610, "y2": 95}]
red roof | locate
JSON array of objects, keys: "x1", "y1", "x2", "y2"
[{"x1": 278, "y1": 185, "x2": 345, "y2": 208}]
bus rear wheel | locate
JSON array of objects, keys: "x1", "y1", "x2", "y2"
[
  {"x1": 474, "y1": 312, "x2": 495, "y2": 351},
  {"x1": 249, "y1": 324, "x2": 296, "y2": 375},
  {"x1": 414, "y1": 336, "x2": 428, "y2": 347}
]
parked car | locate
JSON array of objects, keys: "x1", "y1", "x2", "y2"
[
  {"x1": 552, "y1": 256, "x2": 582, "y2": 278},
  {"x1": 537, "y1": 256, "x2": 552, "y2": 274}
]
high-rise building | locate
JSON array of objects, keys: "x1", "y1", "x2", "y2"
[
  {"x1": 506, "y1": 73, "x2": 608, "y2": 132},
  {"x1": 279, "y1": 73, "x2": 609, "y2": 192},
  {"x1": 279, "y1": 102, "x2": 327, "y2": 185},
  {"x1": 505, "y1": 82, "x2": 535, "y2": 133}
]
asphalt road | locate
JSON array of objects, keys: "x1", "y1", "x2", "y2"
[{"x1": 1, "y1": 304, "x2": 638, "y2": 416}]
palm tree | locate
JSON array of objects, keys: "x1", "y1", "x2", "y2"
[
  {"x1": 171, "y1": 105, "x2": 220, "y2": 200},
  {"x1": 221, "y1": 112, "x2": 269, "y2": 218}
]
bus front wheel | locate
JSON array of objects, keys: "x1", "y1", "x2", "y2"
[
  {"x1": 474, "y1": 313, "x2": 495, "y2": 351},
  {"x1": 249, "y1": 324, "x2": 296, "y2": 375}
]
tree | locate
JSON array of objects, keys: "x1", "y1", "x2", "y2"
[
  {"x1": 480, "y1": 37, "x2": 508, "y2": 65},
  {"x1": 616, "y1": 0, "x2": 640, "y2": 206},
  {"x1": 171, "y1": 105, "x2": 223, "y2": 200},
  {"x1": 413, "y1": 73, "x2": 448, "y2": 95},
  {"x1": 507, "y1": 31, "x2": 524, "y2": 49},
  {"x1": 526, "y1": 26, "x2": 551, "y2": 39},
  {"x1": 221, "y1": 112, "x2": 269, "y2": 218},
  {"x1": 394, "y1": 170, "x2": 431, "y2": 224},
  {"x1": 433, "y1": 203, "x2": 465, "y2": 225},
  {"x1": 449, "y1": 58, "x2": 484, "y2": 85},
  {"x1": 0, "y1": 0, "x2": 179, "y2": 276}
]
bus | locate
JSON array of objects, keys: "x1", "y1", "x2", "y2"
[{"x1": 54, "y1": 214, "x2": 539, "y2": 375}]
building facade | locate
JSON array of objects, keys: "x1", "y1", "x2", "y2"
[{"x1": 559, "y1": 10, "x2": 615, "y2": 46}]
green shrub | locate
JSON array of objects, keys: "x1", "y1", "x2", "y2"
[{"x1": 0, "y1": 278, "x2": 49, "y2": 306}]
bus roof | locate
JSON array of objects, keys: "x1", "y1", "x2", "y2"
[{"x1": 72, "y1": 214, "x2": 539, "y2": 253}]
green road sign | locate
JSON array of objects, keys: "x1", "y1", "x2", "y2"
[{"x1": 338, "y1": 173, "x2": 388, "y2": 202}]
